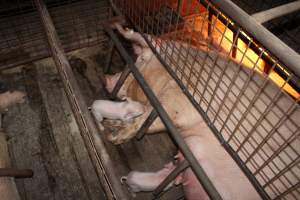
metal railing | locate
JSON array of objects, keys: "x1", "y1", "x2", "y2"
[{"x1": 109, "y1": 0, "x2": 300, "y2": 199}]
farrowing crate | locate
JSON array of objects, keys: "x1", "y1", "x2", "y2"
[{"x1": 110, "y1": 0, "x2": 300, "y2": 199}]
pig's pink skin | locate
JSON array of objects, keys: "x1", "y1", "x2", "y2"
[
  {"x1": 121, "y1": 162, "x2": 178, "y2": 193},
  {"x1": 177, "y1": 132, "x2": 261, "y2": 200},
  {"x1": 174, "y1": 152, "x2": 209, "y2": 200},
  {"x1": 105, "y1": 72, "x2": 122, "y2": 93}
]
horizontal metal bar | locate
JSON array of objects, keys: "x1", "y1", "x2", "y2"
[
  {"x1": 136, "y1": 109, "x2": 158, "y2": 140},
  {"x1": 34, "y1": 0, "x2": 129, "y2": 199},
  {"x1": 152, "y1": 160, "x2": 189, "y2": 198},
  {"x1": 105, "y1": 25, "x2": 222, "y2": 200},
  {"x1": 0, "y1": 168, "x2": 33, "y2": 178},
  {"x1": 252, "y1": 1, "x2": 300, "y2": 24},
  {"x1": 205, "y1": 0, "x2": 300, "y2": 78}
]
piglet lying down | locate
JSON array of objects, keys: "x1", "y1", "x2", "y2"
[{"x1": 91, "y1": 98, "x2": 145, "y2": 131}]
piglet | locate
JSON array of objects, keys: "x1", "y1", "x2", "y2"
[
  {"x1": 0, "y1": 91, "x2": 26, "y2": 112},
  {"x1": 91, "y1": 97, "x2": 145, "y2": 131},
  {"x1": 121, "y1": 162, "x2": 177, "y2": 193}
]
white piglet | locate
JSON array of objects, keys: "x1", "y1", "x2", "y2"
[
  {"x1": 121, "y1": 162, "x2": 177, "y2": 193},
  {"x1": 91, "y1": 98, "x2": 145, "y2": 131}
]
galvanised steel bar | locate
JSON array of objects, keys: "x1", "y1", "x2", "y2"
[
  {"x1": 0, "y1": 168, "x2": 33, "y2": 178},
  {"x1": 105, "y1": 25, "x2": 223, "y2": 200},
  {"x1": 152, "y1": 160, "x2": 190, "y2": 198},
  {"x1": 136, "y1": 109, "x2": 158, "y2": 140},
  {"x1": 206, "y1": 0, "x2": 300, "y2": 78},
  {"x1": 34, "y1": 0, "x2": 129, "y2": 199}
]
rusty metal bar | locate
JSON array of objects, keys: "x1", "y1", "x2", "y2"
[
  {"x1": 104, "y1": 40, "x2": 115, "y2": 73},
  {"x1": 34, "y1": 0, "x2": 129, "y2": 199},
  {"x1": 136, "y1": 109, "x2": 158, "y2": 140},
  {"x1": 252, "y1": 1, "x2": 300, "y2": 24},
  {"x1": 152, "y1": 160, "x2": 190, "y2": 198},
  {"x1": 0, "y1": 168, "x2": 34, "y2": 179},
  {"x1": 105, "y1": 25, "x2": 222, "y2": 200},
  {"x1": 110, "y1": 67, "x2": 131, "y2": 99}
]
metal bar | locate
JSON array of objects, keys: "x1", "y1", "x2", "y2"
[
  {"x1": 208, "y1": 9, "x2": 213, "y2": 37},
  {"x1": 104, "y1": 40, "x2": 115, "y2": 73},
  {"x1": 34, "y1": 1, "x2": 129, "y2": 199},
  {"x1": 152, "y1": 160, "x2": 190, "y2": 198},
  {"x1": 252, "y1": 1, "x2": 300, "y2": 24},
  {"x1": 136, "y1": 109, "x2": 158, "y2": 140},
  {"x1": 105, "y1": 25, "x2": 222, "y2": 200},
  {"x1": 110, "y1": 67, "x2": 131, "y2": 99},
  {"x1": 204, "y1": 0, "x2": 300, "y2": 78},
  {"x1": 232, "y1": 30, "x2": 238, "y2": 58},
  {"x1": 0, "y1": 168, "x2": 33, "y2": 179}
]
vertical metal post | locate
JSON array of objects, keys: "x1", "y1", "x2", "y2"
[
  {"x1": 208, "y1": 10, "x2": 213, "y2": 37},
  {"x1": 232, "y1": 30, "x2": 238, "y2": 58}
]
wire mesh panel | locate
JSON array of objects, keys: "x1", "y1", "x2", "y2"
[
  {"x1": 0, "y1": 0, "x2": 109, "y2": 69},
  {"x1": 111, "y1": 0, "x2": 300, "y2": 199}
]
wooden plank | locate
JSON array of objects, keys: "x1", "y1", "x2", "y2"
[
  {"x1": 34, "y1": 0, "x2": 129, "y2": 198},
  {"x1": 36, "y1": 60, "x2": 105, "y2": 200}
]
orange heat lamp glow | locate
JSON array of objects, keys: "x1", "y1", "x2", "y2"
[{"x1": 184, "y1": 14, "x2": 299, "y2": 99}]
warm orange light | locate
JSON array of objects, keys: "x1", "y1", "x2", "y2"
[{"x1": 181, "y1": 13, "x2": 299, "y2": 99}]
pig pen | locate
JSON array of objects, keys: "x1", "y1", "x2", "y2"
[{"x1": 0, "y1": 0, "x2": 299, "y2": 200}]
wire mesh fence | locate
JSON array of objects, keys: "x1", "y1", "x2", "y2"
[
  {"x1": 111, "y1": 0, "x2": 300, "y2": 199},
  {"x1": 0, "y1": 0, "x2": 109, "y2": 69}
]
